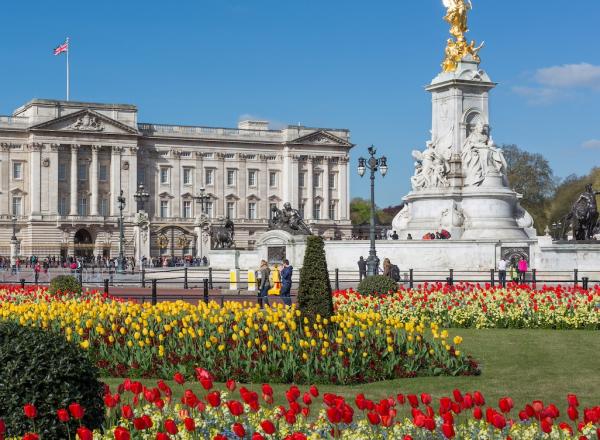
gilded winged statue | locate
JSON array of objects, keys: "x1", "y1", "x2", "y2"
[{"x1": 441, "y1": 0, "x2": 483, "y2": 72}]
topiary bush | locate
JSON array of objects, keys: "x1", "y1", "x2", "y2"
[
  {"x1": 298, "y1": 235, "x2": 333, "y2": 322},
  {"x1": 357, "y1": 275, "x2": 398, "y2": 296},
  {"x1": 48, "y1": 274, "x2": 81, "y2": 296},
  {"x1": 0, "y1": 322, "x2": 104, "y2": 439}
]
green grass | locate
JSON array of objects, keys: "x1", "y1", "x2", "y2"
[{"x1": 103, "y1": 329, "x2": 600, "y2": 410}]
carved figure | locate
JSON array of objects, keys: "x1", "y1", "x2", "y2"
[
  {"x1": 562, "y1": 184, "x2": 600, "y2": 241},
  {"x1": 461, "y1": 121, "x2": 507, "y2": 187},
  {"x1": 211, "y1": 218, "x2": 235, "y2": 249},
  {"x1": 268, "y1": 202, "x2": 312, "y2": 235},
  {"x1": 411, "y1": 142, "x2": 450, "y2": 190},
  {"x1": 72, "y1": 114, "x2": 104, "y2": 131},
  {"x1": 441, "y1": 0, "x2": 483, "y2": 72}
]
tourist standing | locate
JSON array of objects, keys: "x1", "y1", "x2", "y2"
[
  {"x1": 357, "y1": 256, "x2": 367, "y2": 281},
  {"x1": 258, "y1": 260, "x2": 271, "y2": 308},
  {"x1": 518, "y1": 257, "x2": 528, "y2": 283},
  {"x1": 498, "y1": 257, "x2": 507, "y2": 288},
  {"x1": 382, "y1": 258, "x2": 392, "y2": 277},
  {"x1": 391, "y1": 231, "x2": 399, "y2": 240},
  {"x1": 34, "y1": 261, "x2": 41, "y2": 285},
  {"x1": 280, "y1": 259, "x2": 293, "y2": 306},
  {"x1": 510, "y1": 263, "x2": 518, "y2": 283}
]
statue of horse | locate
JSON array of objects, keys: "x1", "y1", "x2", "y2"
[
  {"x1": 562, "y1": 184, "x2": 600, "y2": 241},
  {"x1": 210, "y1": 218, "x2": 235, "y2": 249}
]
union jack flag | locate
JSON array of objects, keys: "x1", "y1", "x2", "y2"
[{"x1": 53, "y1": 40, "x2": 69, "y2": 55}]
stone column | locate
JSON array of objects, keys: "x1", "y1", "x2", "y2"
[
  {"x1": 47, "y1": 144, "x2": 60, "y2": 215},
  {"x1": 29, "y1": 143, "x2": 43, "y2": 216},
  {"x1": 90, "y1": 145, "x2": 100, "y2": 216},
  {"x1": 290, "y1": 155, "x2": 299, "y2": 209},
  {"x1": 69, "y1": 144, "x2": 80, "y2": 216},
  {"x1": 323, "y1": 156, "x2": 330, "y2": 220},
  {"x1": 0, "y1": 144, "x2": 10, "y2": 215},
  {"x1": 282, "y1": 147, "x2": 291, "y2": 203},
  {"x1": 238, "y1": 155, "x2": 247, "y2": 218},
  {"x1": 128, "y1": 146, "x2": 139, "y2": 214},
  {"x1": 110, "y1": 146, "x2": 122, "y2": 216},
  {"x1": 306, "y1": 157, "x2": 314, "y2": 220},
  {"x1": 261, "y1": 155, "x2": 269, "y2": 218},
  {"x1": 339, "y1": 157, "x2": 349, "y2": 220}
]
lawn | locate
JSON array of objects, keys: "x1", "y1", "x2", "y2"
[{"x1": 104, "y1": 328, "x2": 600, "y2": 410}]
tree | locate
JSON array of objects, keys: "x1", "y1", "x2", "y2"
[
  {"x1": 297, "y1": 235, "x2": 333, "y2": 322},
  {"x1": 502, "y1": 144, "x2": 556, "y2": 233},
  {"x1": 350, "y1": 197, "x2": 397, "y2": 225}
]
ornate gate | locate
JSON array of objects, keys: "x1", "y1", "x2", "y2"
[{"x1": 151, "y1": 226, "x2": 196, "y2": 258}]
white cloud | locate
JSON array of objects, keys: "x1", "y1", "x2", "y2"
[
  {"x1": 535, "y1": 63, "x2": 600, "y2": 90},
  {"x1": 512, "y1": 86, "x2": 563, "y2": 105},
  {"x1": 582, "y1": 139, "x2": 600, "y2": 149}
]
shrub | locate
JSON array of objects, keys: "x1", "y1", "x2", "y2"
[
  {"x1": 0, "y1": 322, "x2": 104, "y2": 439},
  {"x1": 357, "y1": 275, "x2": 398, "y2": 296},
  {"x1": 298, "y1": 235, "x2": 333, "y2": 322},
  {"x1": 48, "y1": 275, "x2": 81, "y2": 296}
]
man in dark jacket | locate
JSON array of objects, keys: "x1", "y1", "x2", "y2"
[
  {"x1": 357, "y1": 256, "x2": 367, "y2": 281},
  {"x1": 280, "y1": 259, "x2": 293, "y2": 306}
]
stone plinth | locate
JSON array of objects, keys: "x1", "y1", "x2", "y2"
[{"x1": 256, "y1": 230, "x2": 308, "y2": 268}]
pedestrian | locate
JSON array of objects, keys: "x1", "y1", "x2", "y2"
[
  {"x1": 258, "y1": 259, "x2": 271, "y2": 308},
  {"x1": 518, "y1": 257, "x2": 528, "y2": 283},
  {"x1": 510, "y1": 262, "x2": 518, "y2": 283},
  {"x1": 391, "y1": 231, "x2": 399, "y2": 240},
  {"x1": 280, "y1": 259, "x2": 293, "y2": 306},
  {"x1": 382, "y1": 258, "x2": 392, "y2": 277},
  {"x1": 34, "y1": 262, "x2": 41, "y2": 285},
  {"x1": 357, "y1": 256, "x2": 367, "y2": 281},
  {"x1": 407, "y1": 233, "x2": 413, "y2": 240},
  {"x1": 498, "y1": 257, "x2": 507, "y2": 287}
]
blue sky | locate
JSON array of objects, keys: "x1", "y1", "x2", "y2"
[{"x1": 1, "y1": 0, "x2": 599, "y2": 206}]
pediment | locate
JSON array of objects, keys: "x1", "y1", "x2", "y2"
[
  {"x1": 10, "y1": 187, "x2": 27, "y2": 195},
  {"x1": 225, "y1": 193, "x2": 240, "y2": 201},
  {"x1": 289, "y1": 130, "x2": 351, "y2": 147},
  {"x1": 30, "y1": 109, "x2": 139, "y2": 135},
  {"x1": 158, "y1": 192, "x2": 174, "y2": 199},
  {"x1": 247, "y1": 193, "x2": 260, "y2": 201}
]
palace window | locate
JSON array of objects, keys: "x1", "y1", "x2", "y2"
[
  {"x1": 160, "y1": 167, "x2": 169, "y2": 184},
  {"x1": 205, "y1": 201, "x2": 214, "y2": 218},
  {"x1": 205, "y1": 169, "x2": 214, "y2": 186},
  {"x1": 313, "y1": 172, "x2": 321, "y2": 188},
  {"x1": 329, "y1": 172, "x2": 336, "y2": 189},
  {"x1": 248, "y1": 170, "x2": 257, "y2": 187},
  {"x1": 313, "y1": 202, "x2": 321, "y2": 220},
  {"x1": 160, "y1": 200, "x2": 169, "y2": 218},
  {"x1": 12, "y1": 162, "x2": 23, "y2": 180},
  {"x1": 78, "y1": 198, "x2": 88, "y2": 216},
  {"x1": 329, "y1": 202, "x2": 337, "y2": 220},
  {"x1": 227, "y1": 169, "x2": 236, "y2": 186},
  {"x1": 99, "y1": 164, "x2": 108, "y2": 181},
  {"x1": 183, "y1": 167, "x2": 192, "y2": 186},
  {"x1": 100, "y1": 198, "x2": 109, "y2": 216},
  {"x1": 248, "y1": 202, "x2": 257, "y2": 220},
  {"x1": 58, "y1": 163, "x2": 66, "y2": 181},
  {"x1": 226, "y1": 201, "x2": 235, "y2": 219},
  {"x1": 180, "y1": 151, "x2": 191, "y2": 158},
  {"x1": 269, "y1": 203, "x2": 277, "y2": 219},
  {"x1": 269, "y1": 171, "x2": 277, "y2": 188},
  {"x1": 12, "y1": 197, "x2": 22, "y2": 216},
  {"x1": 78, "y1": 163, "x2": 88, "y2": 181},
  {"x1": 182, "y1": 200, "x2": 192, "y2": 218},
  {"x1": 299, "y1": 172, "x2": 305, "y2": 188},
  {"x1": 59, "y1": 197, "x2": 68, "y2": 216},
  {"x1": 299, "y1": 203, "x2": 305, "y2": 219}
]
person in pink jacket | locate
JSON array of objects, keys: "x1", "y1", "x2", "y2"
[{"x1": 517, "y1": 258, "x2": 528, "y2": 283}]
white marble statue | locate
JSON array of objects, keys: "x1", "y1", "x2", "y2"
[
  {"x1": 461, "y1": 121, "x2": 507, "y2": 186},
  {"x1": 411, "y1": 142, "x2": 450, "y2": 190}
]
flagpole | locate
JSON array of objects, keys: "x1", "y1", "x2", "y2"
[{"x1": 66, "y1": 37, "x2": 70, "y2": 101}]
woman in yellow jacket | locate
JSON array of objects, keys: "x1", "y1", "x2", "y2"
[{"x1": 268, "y1": 264, "x2": 281, "y2": 296}]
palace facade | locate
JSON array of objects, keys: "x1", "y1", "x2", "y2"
[{"x1": 0, "y1": 99, "x2": 352, "y2": 259}]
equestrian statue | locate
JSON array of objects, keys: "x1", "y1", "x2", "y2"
[
  {"x1": 268, "y1": 202, "x2": 312, "y2": 236},
  {"x1": 210, "y1": 218, "x2": 235, "y2": 249},
  {"x1": 562, "y1": 184, "x2": 600, "y2": 241}
]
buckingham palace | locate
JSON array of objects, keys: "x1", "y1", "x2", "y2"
[{"x1": 0, "y1": 99, "x2": 353, "y2": 261}]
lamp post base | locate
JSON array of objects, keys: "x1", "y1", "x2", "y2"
[{"x1": 366, "y1": 254, "x2": 380, "y2": 277}]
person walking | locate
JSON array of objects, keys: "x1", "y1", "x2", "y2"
[
  {"x1": 34, "y1": 261, "x2": 41, "y2": 285},
  {"x1": 280, "y1": 259, "x2": 293, "y2": 307},
  {"x1": 498, "y1": 257, "x2": 507, "y2": 288},
  {"x1": 258, "y1": 259, "x2": 271, "y2": 308},
  {"x1": 518, "y1": 257, "x2": 528, "y2": 283},
  {"x1": 357, "y1": 256, "x2": 367, "y2": 281},
  {"x1": 510, "y1": 263, "x2": 518, "y2": 283}
]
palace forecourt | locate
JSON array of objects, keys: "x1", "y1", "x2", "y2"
[{"x1": 0, "y1": 99, "x2": 352, "y2": 260}]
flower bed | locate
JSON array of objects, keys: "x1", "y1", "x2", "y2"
[
  {"x1": 3, "y1": 369, "x2": 599, "y2": 439},
  {"x1": 334, "y1": 284, "x2": 600, "y2": 329},
  {"x1": 0, "y1": 287, "x2": 477, "y2": 384}
]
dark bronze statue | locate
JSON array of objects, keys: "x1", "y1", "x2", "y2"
[
  {"x1": 268, "y1": 202, "x2": 312, "y2": 236},
  {"x1": 211, "y1": 218, "x2": 235, "y2": 249},
  {"x1": 562, "y1": 184, "x2": 600, "y2": 241}
]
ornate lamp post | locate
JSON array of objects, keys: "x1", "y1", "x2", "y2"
[
  {"x1": 194, "y1": 188, "x2": 211, "y2": 260},
  {"x1": 10, "y1": 214, "x2": 18, "y2": 271},
  {"x1": 551, "y1": 221, "x2": 563, "y2": 240},
  {"x1": 117, "y1": 190, "x2": 126, "y2": 273},
  {"x1": 133, "y1": 183, "x2": 150, "y2": 212},
  {"x1": 357, "y1": 146, "x2": 388, "y2": 276}
]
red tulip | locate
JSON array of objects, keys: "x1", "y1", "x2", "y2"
[
  {"x1": 22, "y1": 434, "x2": 39, "y2": 440},
  {"x1": 260, "y1": 420, "x2": 276, "y2": 434},
  {"x1": 184, "y1": 417, "x2": 195, "y2": 432},
  {"x1": 226, "y1": 379, "x2": 237, "y2": 392},
  {"x1": 541, "y1": 417, "x2": 553, "y2": 434},
  {"x1": 492, "y1": 413, "x2": 506, "y2": 430},
  {"x1": 207, "y1": 391, "x2": 221, "y2": 407},
  {"x1": 567, "y1": 394, "x2": 579, "y2": 407},
  {"x1": 252, "y1": 433, "x2": 265, "y2": 440},
  {"x1": 309, "y1": 385, "x2": 319, "y2": 397},
  {"x1": 121, "y1": 405, "x2": 133, "y2": 420},
  {"x1": 213, "y1": 435, "x2": 227, "y2": 440},
  {"x1": 452, "y1": 389, "x2": 463, "y2": 403},
  {"x1": 473, "y1": 391, "x2": 485, "y2": 406},
  {"x1": 173, "y1": 373, "x2": 185, "y2": 385},
  {"x1": 69, "y1": 403, "x2": 85, "y2": 420},
  {"x1": 473, "y1": 407, "x2": 483, "y2": 420},
  {"x1": 57, "y1": 409, "x2": 70, "y2": 423},
  {"x1": 76, "y1": 427, "x2": 93, "y2": 440},
  {"x1": 367, "y1": 412, "x2": 381, "y2": 425},
  {"x1": 559, "y1": 422, "x2": 573, "y2": 435},
  {"x1": 442, "y1": 422, "x2": 455, "y2": 439},
  {"x1": 302, "y1": 393, "x2": 312, "y2": 405},
  {"x1": 164, "y1": 419, "x2": 178, "y2": 435},
  {"x1": 420, "y1": 393, "x2": 432, "y2": 405},
  {"x1": 226, "y1": 400, "x2": 244, "y2": 416},
  {"x1": 114, "y1": 426, "x2": 131, "y2": 440},
  {"x1": 407, "y1": 394, "x2": 419, "y2": 408},
  {"x1": 285, "y1": 410, "x2": 297, "y2": 425},
  {"x1": 498, "y1": 397, "x2": 513, "y2": 414},
  {"x1": 232, "y1": 423, "x2": 245, "y2": 438},
  {"x1": 156, "y1": 433, "x2": 170, "y2": 440},
  {"x1": 261, "y1": 384, "x2": 273, "y2": 397},
  {"x1": 23, "y1": 404, "x2": 37, "y2": 419}
]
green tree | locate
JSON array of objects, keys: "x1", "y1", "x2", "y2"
[
  {"x1": 350, "y1": 197, "x2": 395, "y2": 225},
  {"x1": 298, "y1": 235, "x2": 333, "y2": 322},
  {"x1": 503, "y1": 144, "x2": 556, "y2": 233}
]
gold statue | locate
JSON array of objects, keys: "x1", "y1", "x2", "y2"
[{"x1": 441, "y1": 0, "x2": 483, "y2": 72}]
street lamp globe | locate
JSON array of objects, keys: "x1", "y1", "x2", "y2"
[
  {"x1": 357, "y1": 157, "x2": 366, "y2": 177},
  {"x1": 380, "y1": 156, "x2": 388, "y2": 177}
]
